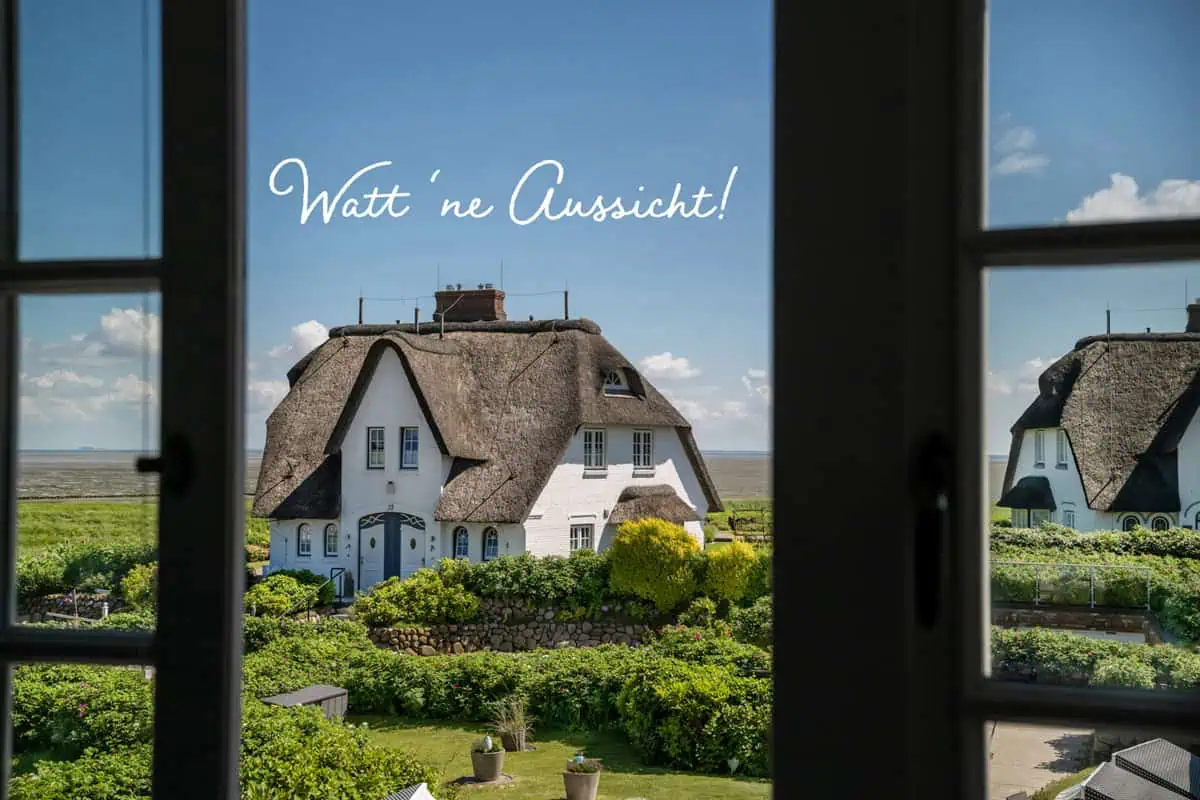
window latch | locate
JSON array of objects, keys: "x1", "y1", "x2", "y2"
[
  {"x1": 135, "y1": 433, "x2": 194, "y2": 495},
  {"x1": 912, "y1": 432, "x2": 951, "y2": 630}
]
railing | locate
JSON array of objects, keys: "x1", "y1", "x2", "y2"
[{"x1": 991, "y1": 560, "x2": 1152, "y2": 610}]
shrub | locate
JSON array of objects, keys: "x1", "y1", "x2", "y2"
[
  {"x1": 244, "y1": 574, "x2": 318, "y2": 618},
  {"x1": 1091, "y1": 656, "x2": 1157, "y2": 689},
  {"x1": 119, "y1": 562, "x2": 157, "y2": 610},
  {"x1": 730, "y1": 594, "x2": 772, "y2": 648},
  {"x1": 990, "y1": 626, "x2": 1200, "y2": 689},
  {"x1": 678, "y1": 597, "x2": 719, "y2": 628},
  {"x1": 244, "y1": 516, "x2": 271, "y2": 547},
  {"x1": 244, "y1": 543, "x2": 270, "y2": 562},
  {"x1": 95, "y1": 609, "x2": 156, "y2": 631},
  {"x1": 351, "y1": 570, "x2": 479, "y2": 627},
  {"x1": 8, "y1": 745, "x2": 153, "y2": 800},
  {"x1": 268, "y1": 568, "x2": 335, "y2": 607},
  {"x1": 991, "y1": 524, "x2": 1200, "y2": 559},
  {"x1": 15, "y1": 541, "x2": 157, "y2": 600},
  {"x1": 741, "y1": 547, "x2": 772, "y2": 605},
  {"x1": 242, "y1": 627, "x2": 373, "y2": 698},
  {"x1": 651, "y1": 626, "x2": 770, "y2": 678},
  {"x1": 243, "y1": 615, "x2": 370, "y2": 654},
  {"x1": 608, "y1": 518, "x2": 700, "y2": 613},
  {"x1": 702, "y1": 541, "x2": 757, "y2": 603}
]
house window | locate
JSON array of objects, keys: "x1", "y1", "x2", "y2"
[
  {"x1": 633, "y1": 429, "x2": 654, "y2": 469},
  {"x1": 1056, "y1": 430, "x2": 1068, "y2": 466},
  {"x1": 1011, "y1": 509, "x2": 1029, "y2": 528},
  {"x1": 1151, "y1": 515, "x2": 1171, "y2": 532},
  {"x1": 400, "y1": 426, "x2": 419, "y2": 469},
  {"x1": 570, "y1": 524, "x2": 594, "y2": 552},
  {"x1": 453, "y1": 526, "x2": 470, "y2": 558},
  {"x1": 1033, "y1": 430, "x2": 1045, "y2": 467},
  {"x1": 324, "y1": 523, "x2": 339, "y2": 556},
  {"x1": 482, "y1": 527, "x2": 499, "y2": 561},
  {"x1": 298, "y1": 523, "x2": 312, "y2": 557},
  {"x1": 1029, "y1": 509, "x2": 1050, "y2": 527},
  {"x1": 367, "y1": 426, "x2": 386, "y2": 469},
  {"x1": 1121, "y1": 515, "x2": 1140, "y2": 532},
  {"x1": 583, "y1": 428, "x2": 606, "y2": 469},
  {"x1": 603, "y1": 369, "x2": 631, "y2": 395},
  {"x1": 1062, "y1": 505, "x2": 1076, "y2": 529}
]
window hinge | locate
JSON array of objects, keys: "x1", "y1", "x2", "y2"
[{"x1": 135, "y1": 433, "x2": 194, "y2": 495}]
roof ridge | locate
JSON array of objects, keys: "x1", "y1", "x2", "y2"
[{"x1": 327, "y1": 318, "x2": 602, "y2": 337}]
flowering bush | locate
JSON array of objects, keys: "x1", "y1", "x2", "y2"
[{"x1": 608, "y1": 518, "x2": 700, "y2": 613}]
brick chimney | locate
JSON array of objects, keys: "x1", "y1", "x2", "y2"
[
  {"x1": 1188, "y1": 298, "x2": 1200, "y2": 333},
  {"x1": 434, "y1": 283, "x2": 506, "y2": 323}
]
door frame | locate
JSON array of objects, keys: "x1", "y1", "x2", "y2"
[{"x1": 358, "y1": 511, "x2": 426, "y2": 584}]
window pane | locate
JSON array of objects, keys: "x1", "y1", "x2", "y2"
[
  {"x1": 985, "y1": 264, "x2": 1200, "y2": 704},
  {"x1": 19, "y1": 0, "x2": 161, "y2": 260},
  {"x1": 16, "y1": 294, "x2": 160, "y2": 634},
  {"x1": 985, "y1": 2, "x2": 1200, "y2": 229}
]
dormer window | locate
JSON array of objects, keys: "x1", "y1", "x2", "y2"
[{"x1": 603, "y1": 369, "x2": 632, "y2": 396}]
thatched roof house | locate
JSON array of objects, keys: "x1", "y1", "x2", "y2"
[
  {"x1": 1000, "y1": 302, "x2": 1200, "y2": 531},
  {"x1": 254, "y1": 292, "x2": 721, "y2": 542}
]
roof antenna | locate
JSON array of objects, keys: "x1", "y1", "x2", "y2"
[
  {"x1": 1106, "y1": 304, "x2": 1111, "y2": 335},
  {"x1": 358, "y1": 290, "x2": 363, "y2": 325},
  {"x1": 500, "y1": 259, "x2": 504, "y2": 290}
]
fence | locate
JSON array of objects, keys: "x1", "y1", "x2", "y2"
[{"x1": 991, "y1": 560, "x2": 1152, "y2": 610}]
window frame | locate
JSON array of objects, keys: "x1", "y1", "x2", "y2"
[
  {"x1": 324, "y1": 522, "x2": 338, "y2": 557},
  {"x1": 1033, "y1": 429, "x2": 1045, "y2": 467},
  {"x1": 1056, "y1": 429, "x2": 1068, "y2": 467},
  {"x1": 0, "y1": 3, "x2": 246, "y2": 798},
  {"x1": 1150, "y1": 515, "x2": 1171, "y2": 532},
  {"x1": 482, "y1": 526, "x2": 498, "y2": 561},
  {"x1": 400, "y1": 425, "x2": 419, "y2": 469},
  {"x1": 1121, "y1": 514, "x2": 1141, "y2": 532},
  {"x1": 1062, "y1": 504, "x2": 1076, "y2": 530},
  {"x1": 297, "y1": 523, "x2": 313, "y2": 556},
  {"x1": 582, "y1": 427, "x2": 606, "y2": 470},
  {"x1": 1028, "y1": 509, "x2": 1049, "y2": 528},
  {"x1": 633, "y1": 428, "x2": 654, "y2": 470},
  {"x1": 569, "y1": 523, "x2": 593, "y2": 552},
  {"x1": 453, "y1": 526, "x2": 469, "y2": 559},
  {"x1": 367, "y1": 425, "x2": 386, "y2": 469}
]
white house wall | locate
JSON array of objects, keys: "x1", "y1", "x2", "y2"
[
  {"x1": 1008, "y1": 428, "x2": 1097, "y2": 531},
  {"x1": 524, "y1": 425, "x2": 709, "y2": 557},
  {"x1": 438, "y1": 522, "x2": 526, "y2": 565},
  {"x1": 1176, "y1": 404, "x2": 1200, "y2": 529}
]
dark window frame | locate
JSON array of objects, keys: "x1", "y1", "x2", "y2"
[
  {"x1": 482, "y1": 526, "x2": 498, "y2": 561},
  {"x1": 297, "y1": 522, "x2": 313, "y2": 556},
  {"x1": 366, "y1": 425, "x2": 385, "y2": 470},
  {"x1": 324, "y1": 522, "x2": 338, "y2": 557},
  {"x1": 400, "y1": 425, "x2": 419, "y2": 470},
  {"x1": 453, "y1": 526, "x2": 469, "y2": 559}
]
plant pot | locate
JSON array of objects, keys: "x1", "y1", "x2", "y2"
[
  {"x1": 471, "y1": 750, "x2": 505, "y2": 782},
  {"x1": 563, "y1": 770, "x2": 600, "y2": 800},
  {"x1": 500, "y1": 731, "x2": 526, "y2": 752}
]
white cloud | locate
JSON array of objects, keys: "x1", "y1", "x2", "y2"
[
  {"x1": 19, "y1": 371, "x2": 155, "y2": 423},
  {"x1": 36, "y1": 307, "x2": 160, "y2": 367},
  {"x1": 987, "y1": 357, "x2": 1049, "y2": 397},
  {"x1": 1065, "y1": 173, "x2": 1200, "y2": 223},
  {"x1": 638, "y1": 352, "x2": 700, "y2": 380},
  {"x1": 740, "y1": 369, "x2": 771, "y2": 404},
  {"x1": 991, "y1": 120, "x2": 1049, "y2": 177},
  {"x1": 267, "y1": 321, "x2": 328, "y2": 360},
  {"x1": 247, "y1": 379, "x2": 289, "y2": 414}
]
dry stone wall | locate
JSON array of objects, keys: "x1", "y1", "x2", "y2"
[{"x1": 19, "y1": 592, "x2": 124, "y2": 622}]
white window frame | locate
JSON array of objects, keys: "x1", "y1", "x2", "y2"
[
  {"x1": 367, "y1": 426, "x2": 385, "y2": 469},
  {"x1": 453, "y1": 526, "x2": 469, "y2": 559},
  {"x1": 1150, "y1": 515, "x2": 1171, "y2": 532},
  {"x1": 400, "y1": 425, "x2": 419, "y2": 469},
  {"x1": 1062, "y1": 504, "x2": 1076, "y2": 529},
  {"x1": 633, "y1": 428, "x2": 654, "y2": 470},
  {"x1": 1033, "y1": 430, "x2": 1045, "y2": 467},
  {"x1": 1010, "y1": 508, "x2": 1029, "y2": 528},
  {"x1": 0, "y1": 5, "x2": 247, "y2": 798},
  {"x1": 603, "y1": 369, "x2": 631, "y2": 395},
  {"x1": 324, "y1": 522, "x2": 339, "y2": 556},
  {"x1": 297, "y1": 523, "x2": 312, "y2": 556},
  {"x1": 482, "y1": 526, "x2": 499, "y2": 561},
  {"x1": 569, "y1": 523, "x2": 593, "y2": 552},
  {"x1": 583, "y1": 427, "x2": 606, "y2": 470},
  {"x1": 1056, "y1": 429, "x2": 1068, "y2": 466},
  {"x1": 1121, "y1": 514, "x2": 1141, "y2": 532},
  {"x1": 1028, "y1": 509, "x2": 1049, "y2": 527}
]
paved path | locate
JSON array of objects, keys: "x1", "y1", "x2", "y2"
[{"x1": 988, "y1": 722, "x2": 1093, "y2": 800}]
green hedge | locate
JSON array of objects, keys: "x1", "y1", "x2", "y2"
[
  {"x1": 991, "y1": 626, "x2": 1200, "y2": 688},
  {"x1": 991, "y1": 523, "x2": 1200, "y2": 559}
]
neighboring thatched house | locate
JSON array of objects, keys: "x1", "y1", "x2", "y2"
[
  {"x1": 998, "y1": 300, "x2": 1200, "y2": 532},
  {"x1": 253, "y1": 286, "x2": 722, "y2": 595}
]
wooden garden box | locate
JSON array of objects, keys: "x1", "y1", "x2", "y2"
[{"x1": 260, "y1": 684, "x2": 348, "y2": 721}]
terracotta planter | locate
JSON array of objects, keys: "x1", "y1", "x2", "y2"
[
  {"x1": 471, "y1": 750, "x2": 505, "y2": 782},
  {"x1": 563, "y1": 770, "x2": 600, "y2": 800},
  {"x1": 500, "y1": 731, "x2": 526, "y2": 752}
]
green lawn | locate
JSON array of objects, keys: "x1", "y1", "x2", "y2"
[
  {"x1": 353, "y1": 716, "x2": 771, "y2": 800},
  {"x1": 991, "y1": 504, "x2": 1011, "y2": 523}
]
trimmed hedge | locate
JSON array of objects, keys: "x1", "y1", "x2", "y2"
[
  {"x1": 992, "y1": 626, "x2": 1200, "y2": 688},
  {"x1": 991, "y1": 523, "x2": 1200, "y2": 559}
]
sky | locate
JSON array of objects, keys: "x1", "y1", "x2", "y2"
[{"x1": 15, "y1": 2, "x2": 1200, "y2": 459}]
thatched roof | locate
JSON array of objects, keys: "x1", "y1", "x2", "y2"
[
  {"x1": 996, "y1": 475, "x2": 1056, "y2": 511},
  {"x1": 607, "y1": 484, "x2": 702, "y2": 525},
  {"x1": 1002, "y1": 332, "x2": 1200, "y2": 513},
  {"x1": 253, "y1": 319, "x2": 723, "y2": 522}
]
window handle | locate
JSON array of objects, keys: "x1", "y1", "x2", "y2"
[
  {"x1": 912, "y1": 432, "x2": 951, "y2": 630},
  {"x1": 135, "y1": 433, "x2": 194, "y2": 495}
]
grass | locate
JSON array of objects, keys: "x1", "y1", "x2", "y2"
[
  {"x1": 16, "y1": 499, "x2": 269, "y2": 558},
  {"x1": 991, "y1": 504, "x2": 1011, "y2": 523},
  {"x1": 706, "y1": 498, "x2": 772, "y2": 536},
  {"x1": 354, "y1": 716, "x2": 771, "y2": 800},
  {"x1": 1031, "y1": 765, "x2": 1095, "y2": 800}
]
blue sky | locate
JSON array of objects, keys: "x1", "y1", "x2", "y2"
[{"x1": 15, "y1": 2, "x2": 1200, "y2": 459}]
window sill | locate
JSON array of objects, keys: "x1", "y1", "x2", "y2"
[
  {"x1": 583, "y1": 469, "x2": 608, "y2": 478},
  {"x1": 633, "y1": 469, "x2": 656, "y2": 478},
  {"x1": 1055, "y1": 463, "x2": 1068, "y2": 470},
  {"x1": 1034, "y1": 462, "x2": 1045, "y2": 469},
  {"x1": 399, "y1": 466, "x2": 419, "y2": 471},
  {"x1": 367, "y1": 465, "x2": 385, "y2": 471}
]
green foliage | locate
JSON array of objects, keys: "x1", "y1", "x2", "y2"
[
  {"x1": 441, "y1": 550, "x2": 614, "y2": 609},
  {"x1": 741, "y1": 548, "x2": 772, "y2": 605},
  {"x1": 94, "y1": 609, "x2": 156, "y2": 631},
  {"x1": 8, "y1": 745, "x2": 153, "y2": 800},
  {"x1": 119, "y1": 562, "x2": 157, "y2": 610},
  {"x1": 678, "y1": 597, "x2": 719, "y2": 628},
  {"x1": 241, "y1": 626, "x2": 374, "y2": 698},
  {"x1": 242, "y1": 615, "x2": 369, "y2": 654},
  {"x1": 1091, "y1": 657, "x2": 1157, "y2": 689},
  {"x1": 352, "y1": 570, "x2": 480, "y2": 627},
  {"x1": 244, "y1": 574, "x2": 319, "y2": 618},
  {"x1": 16, "y1": 541, "x2": 157, "y2": 600},
  {"x1": 1031, "y1": 767, "x2": 1095, "y2": 800},
  {"x1": 702, "y1": 541, "x2": 757, "y2": 602},
  {"x1": 651, "y1": 626, "x2": 770, "y2": 678},
  {"x1": 730, "y1": 594, "x2": 772, "y2": 649},
  {"x1": 268, "y1": 568, "x2": 335, "y2": 607},
  {"x1": 992, "y1": 524, "x2": 1200, "y2": 559},
  {"x1": 990, "y1": 626, "x2": 1200, "y2": 688},
  {"x1": 608, "y1": 518, "x2": 701, "y2": 613}
]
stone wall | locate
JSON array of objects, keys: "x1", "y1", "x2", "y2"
[
  {"x1": 991, "y1": 605, "x2": 1164, "y2": 644},
  {"x1": 19, "y1": 592, "x2": 124, "y2": 622},
  {"x1": 368, "y1": 619, "x2": 653, "y2": 655}
]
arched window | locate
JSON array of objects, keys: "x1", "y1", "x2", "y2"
[
  {"x1": 1121, "y1": 515, "x2": 1140, "y2": 532},
  {"x1": 453, "y1": 526, "x2": 469, "y2": 558},
  {"x1": 483, "y1": 527, "x2": 499, "y2": 561},
  {"x1": 324, "y1": 523, "x2": 339, "y2": 556},
  {"x1": 297, "y1": 523, "x2": 312, "y2": 556},
  {"x1": 1151, "y1": 515, "x2": 1171, "y2": 532}
]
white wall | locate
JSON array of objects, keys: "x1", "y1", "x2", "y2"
[
  {"x1": 267, "y1": 518, "x2": 352, "y2": 592},
  {"x1": 1176, "y1": 405, "x2": 1200, "y2": 529},
  {"x1": 438, "y1": 522, "x2": 526, "y2": 565},
  {"x1": 523, "y1": 425, "x2": 709, "y2": 556},
  {"x1": 1007, "y1": 428, "x2": 1097, "y2": 530}
]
